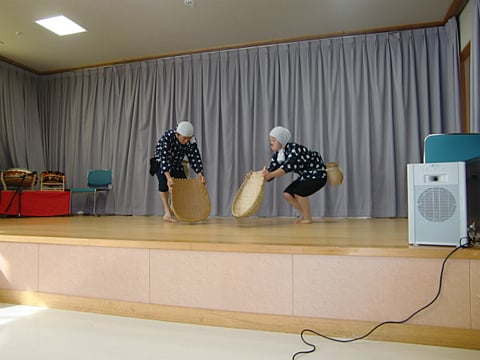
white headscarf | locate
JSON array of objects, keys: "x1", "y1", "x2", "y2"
[
  {"x1": 269, "y1": 126, "x2": 291, "y2": 163},
  {"x1": 176, "y1": 121, "x2": 194, "y2": 137}
]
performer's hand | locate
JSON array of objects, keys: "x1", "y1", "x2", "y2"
[
  {"x1": 198, "y1": 174, "x2": 206, "y2": 185},
  {"x1": 261, "y1": 166, "x2": 270, "y2": 180},
  {"x1": 167, "y1": 177, "x2": 175, "y2": 191}
]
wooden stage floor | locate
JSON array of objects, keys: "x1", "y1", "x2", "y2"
[{"x1": 0, "y1": 215, "x2": 470, "y2": 258}]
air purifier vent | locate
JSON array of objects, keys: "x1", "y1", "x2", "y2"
[{"x1": 417, "y1": 187, "x2": 456, "y2": 222}]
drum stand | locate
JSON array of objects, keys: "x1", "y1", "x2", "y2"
[{"x1": 4, "y1": 174, "x2": 26, "y2": 217}]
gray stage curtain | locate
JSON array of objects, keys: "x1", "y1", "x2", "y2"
[
  {"x1": 471, "y1": 0, "x2": 480, "y2": 132},
  {"x1": 2, "y1": 20, "x2": 461, "y2": 218},
  {"x1": 0, "y1": 61, "x2": 45, "y2": 172}
]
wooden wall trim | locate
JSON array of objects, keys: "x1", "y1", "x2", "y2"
[
  {"x1": 461, "y1": 42, "x2": 471, "y2": 61},
  {"x1": 460, "y1": 41, "x2": 471, "y2": 132},
  {"x1": 444, "y1": 0, "x2": 470, "y2": 21}
]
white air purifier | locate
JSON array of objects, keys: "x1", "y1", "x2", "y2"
[{"x1": 407, "y1": 162, "x2": 468, "y2": 246}]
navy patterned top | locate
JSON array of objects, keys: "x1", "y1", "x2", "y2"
[
  {"x1": 268, "y1": 142, "x2": 326, "y2": 181},
  {"x1": 154, "y1": 129, "x2": 204, "y2": 175}
]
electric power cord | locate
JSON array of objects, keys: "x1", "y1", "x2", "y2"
[{"x1": 292, "y1": 233, "x2": 478, "y2": 359}]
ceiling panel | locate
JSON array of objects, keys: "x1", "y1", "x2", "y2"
[{"x1": 0, "y1": 0, "x2": 460, "y2": 73}]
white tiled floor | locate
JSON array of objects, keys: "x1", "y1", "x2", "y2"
[{"x1": 0, "y1": 304, "x2": 479, "y2": 360}]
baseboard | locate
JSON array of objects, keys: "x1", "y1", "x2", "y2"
[{"x1": 1, "y1": 289, "x2": 479, "y2": 350}]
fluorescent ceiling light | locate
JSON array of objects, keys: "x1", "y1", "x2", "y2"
[{"x1": 35, "y1": 15, "x2": 86, "y2": 36}]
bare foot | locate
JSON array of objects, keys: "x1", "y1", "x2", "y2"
[
  {"x1": 297, "y1": 218, "x2": 313, "y2": 224},
  {"x1": 295, "y1": 215, "x2": 304, "y2": 224},
  {"x1": 163, "y1": 214, "x2": 177, "y2": 223}
]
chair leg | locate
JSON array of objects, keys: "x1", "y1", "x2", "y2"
[
  {"x1": 111, "y1": 191, "x2": 115, "y2": 215},
  {"x1": 93, "y1": 190, "x2": 97, "y2": 216}
]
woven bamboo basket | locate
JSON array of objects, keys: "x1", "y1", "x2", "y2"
[
  {"x1": 171, "y1": 178, "x2": 210, "y2": 222},
  {"x1": 326, "y1": 162, "x2": 344, "y2": 186},
  {"x1": 231, "y1": 171, "x2": 265, "y2": 218}
]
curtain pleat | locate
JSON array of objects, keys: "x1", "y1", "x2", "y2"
[{"x1": 0, "y1": 62, "x2": 45, "y2": 171}]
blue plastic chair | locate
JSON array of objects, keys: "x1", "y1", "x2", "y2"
[
  {"x1": 424, "y1": 133, "x2": 480, "y2": 163},
  {"x1": 71, "y1": 169, "x2": 113, "y2": 215}
]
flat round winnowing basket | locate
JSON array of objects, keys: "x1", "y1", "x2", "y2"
[
  {"x1": 326, "y1": 162, "x2": 344, "y2": 186},
  {"x1": 231, "y1": 171, "x2": 265, "y2": 218},
  {"x1": 171, "y1": 178, "x2": 210, "y2": 222}
]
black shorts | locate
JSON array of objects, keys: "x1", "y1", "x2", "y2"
[
  {"x1": 284, "y1": 178, "x2": 327, "y2": 197},
  {"x1": 156, "y1": 168, "x2": 186, "y2": 192}
]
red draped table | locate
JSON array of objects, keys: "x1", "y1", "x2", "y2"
[{"x1": 0, "y1": 190, "x2": 70, "y2": 216}]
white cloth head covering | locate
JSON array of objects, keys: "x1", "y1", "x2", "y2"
[
  {"x1": 176, "y1": 121, "x2": 194, "y2": 137},
  {"x1": 269, "y1": 126, "x2": 291, "y2": 163}
]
